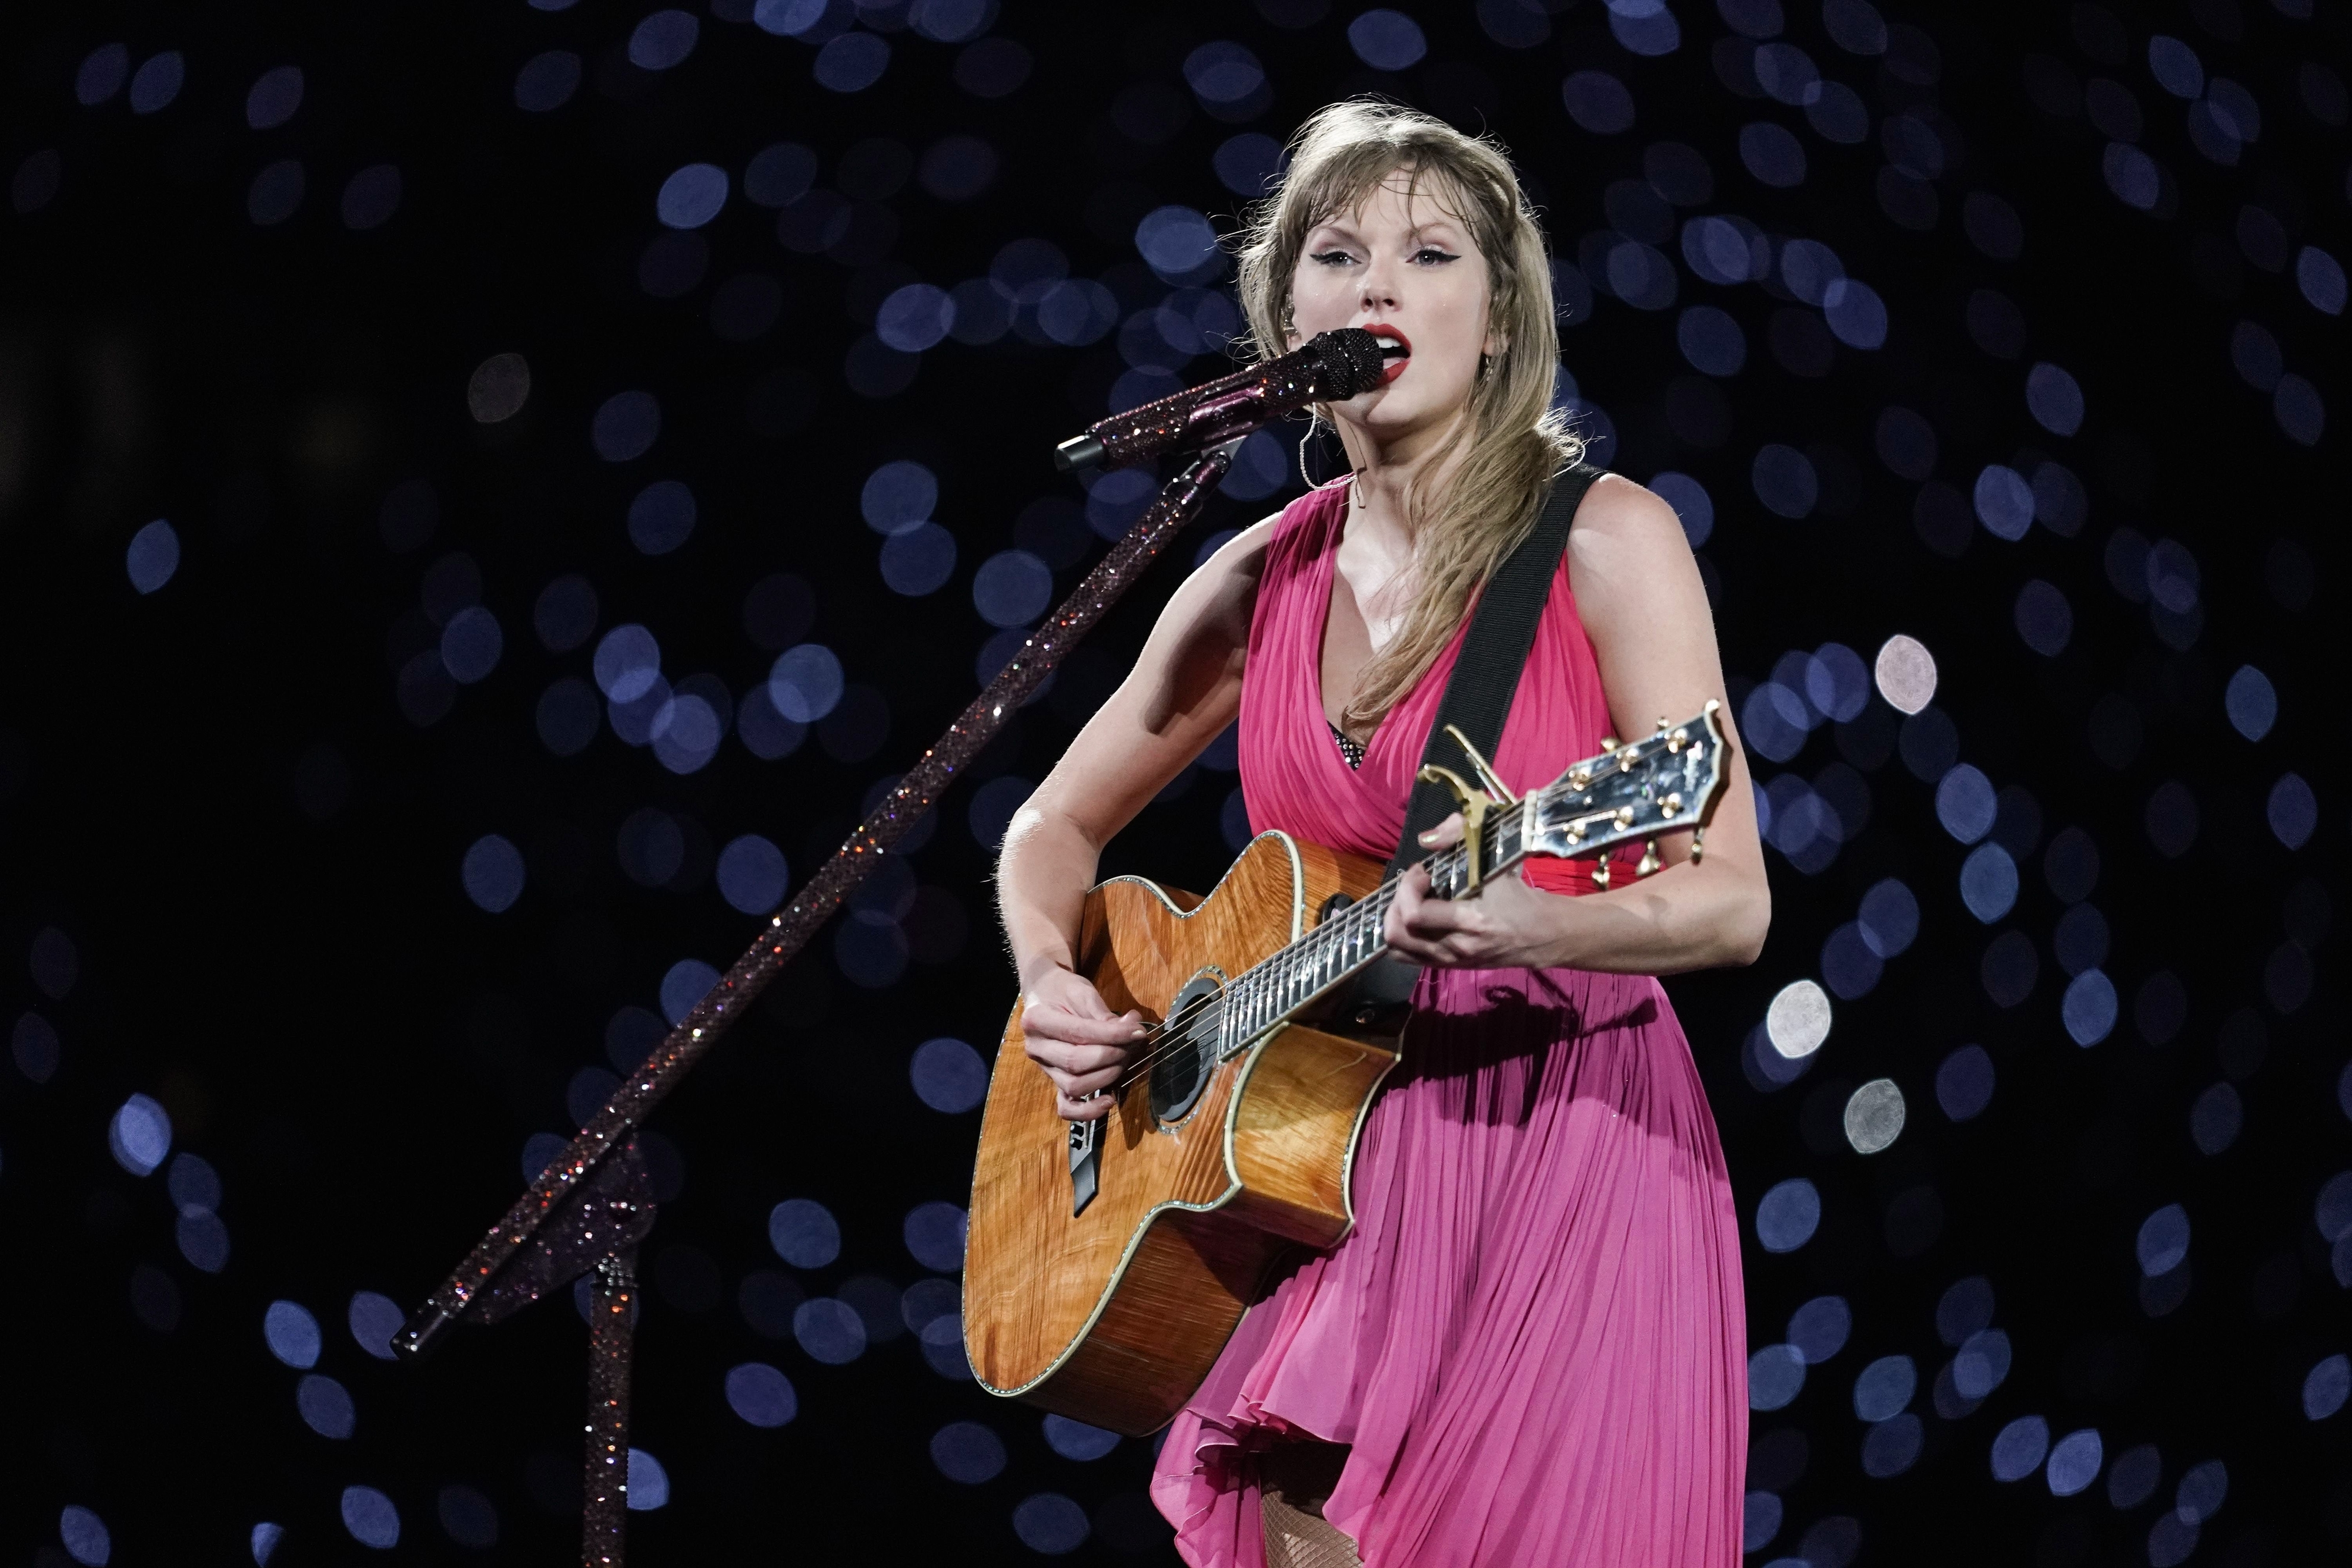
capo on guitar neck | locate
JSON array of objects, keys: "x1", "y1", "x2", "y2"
[
  {"x1": 1416, "y1": 726, "x2": 1514, "y2": 892},
  {"x1": 1441, "y1": 724, "x2": 1516, "y2": 806}
]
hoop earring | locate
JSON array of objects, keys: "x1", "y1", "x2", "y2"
[{"x1": 1298, "y1": 407, "x2": 1351, "y2": 490}]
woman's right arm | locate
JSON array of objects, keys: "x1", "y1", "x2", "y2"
[{"x1": 997, "y1": 518, "x2": 1277, "y2": 1119}]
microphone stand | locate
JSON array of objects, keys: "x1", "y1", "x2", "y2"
[{"x1": 392, "y1": 441, "x2": 1238, "y2": 1567}]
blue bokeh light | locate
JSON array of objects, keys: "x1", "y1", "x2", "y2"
[
  {"x1": 768, "y1": 1197, "x2": 841, "y2": 1268},
  {"x1": 1936, "y1": 1045, "x2": 1995, "y2": 1122},
  {"x1": 128, "y1": 52, "x2": 185, "y2": 114},
  {"x1": 246, "y1": 65, "x2": 304, "y2": 130},
  {"x1": 1852, "y1": 1355, "x2": 1916, "y2": 1421},
  {"x1": 716, "y1": 834, "x2": 789, "y2": 914},
  {"x1": 911, "y1": 1037, "x2": 990, "y2": 1113},
  {"x1": 1787, "y1": 1295, "x2": 1852, "y2": 1364},
  {"x1": 299, "y1": 1373, "x2": 356, "y2": 1439},
  {"x1": 1953, "y1": 1328, "x2": 2012, "y2": 1398},
  {"x1": 1044, "y1": 1413, "x2": 1121, "y2": 1460},
  {"x1": 629, "y1": 9, "x2": 700, "y2": 71},
  {"x1": 881, "y1": 523, "x2": 958, "y2": 594},
  {"x1": 973, "y1": 550, "x2": 1051, "y2": 627},
  {"x1": 1756, "y1": 1178, "x2": 1821, "y2": 1252},
  {"x1": 1990, "y1": 1415, "x2": 2049, "y2": 1482},
  {"x1": 932, "y1": 1420, "x2": 1007, "y2": 1483},
  {"x1": 2224, "y1": 665, "x2": 2276, "y2": 740},
  {"x1": 659, "y1": 958, "x2": 719, "y2": 1025},
  {"x1": 343, "y1": 1292, "x2": 401, "y2": 1360},
  {"x1": 2136, "y1": 1203, "x2": 2190, "y2": 1276},
  {"x1": 59, "y1": 1506, "x2": 110, "y2": 1567},
  {"x1": 1935, "y1": 765, "x2": 1995, "y2": 842},
  {"x1": 1649, "y1": 471, "x2": 1713, "y2": 546},
  {"x1": 1012, "y1": 1493, "x2": 1091, "y2": 1554},
  {"x1": 626, "y1": 1449, "x2": 670, "y2": 1510},
  {"x1": 594, "y1": 624, "x2": 662, "y2": 702},
  {"x1": 461, "y1": 835, "x2": 525, "y2": 912},
  {"x1": 725, "y1": 1361, "x2": 798, "y2": 1427},
  {"x1": 904, "y1": 1201, "x2": 968, "y2": 1272},
  {"x1": 1748, "y1": 1343, "x2": 1806, "y2": 1410},
  {"x1": 2046, "y1": 1427, "x2": 2104, "y2": 1496},
  {"x1": 126, "y1": 519, "x2": 181, "y2": 594},
  {"x1": 769, "y1": 644, "x2": 844, "y2": 723},
  {"x1": 1959, "y1": 844, "x2": 2018, "y2": 922},
  {"x1": 109, "y1": 1093, "x2": 172, "y2": 1176},
  {"x1": 793, "y1": 1297, "x2": 867, "y2": 1363},
  {"x1": 264, "y1": 1300, "x2": 322, "y2": 1368},
  {"x1": 592, "y1": 390, "x2": 661, "y2": 462}
]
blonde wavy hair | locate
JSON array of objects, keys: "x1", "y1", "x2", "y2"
[{"x1": 1233, "y1": 101, "x2": 1579, "y2": 733}]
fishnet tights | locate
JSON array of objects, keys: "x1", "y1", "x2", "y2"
[
  {"x1": 1260, "y1": 1442, "x2": 1361, "y2": 1568},
  {"x1": 1261, "y1": 1489, "x2": 1364, "y2": 1568}
]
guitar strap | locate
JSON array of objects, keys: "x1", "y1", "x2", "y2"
[
  {"x1": 1386, "y1": 461, "x2": 1605, "y2": 875},
  {"x1": 1345, "y1": 462, "x2": 1605, "y2": 1013}
]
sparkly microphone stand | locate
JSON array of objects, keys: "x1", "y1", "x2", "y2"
[{"x1": 392, "y1": 444, "x2": 1236, "y2": 1568}]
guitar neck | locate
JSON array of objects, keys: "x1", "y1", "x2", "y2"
[
  {"x1": 1207, "y1": 705, "x2": 1726, "y2": 1060},
  {"x1": 1212, "y1": 808, "x2": 1526, "y2": 1058}
]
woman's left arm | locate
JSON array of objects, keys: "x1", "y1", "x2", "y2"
[{"x1": 1385, "y1": 476, "x2": 1772, "y2": 975}]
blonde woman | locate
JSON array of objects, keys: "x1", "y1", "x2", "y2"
[{"x1": 997, "y1": 102, "x2": 1769, "y2": 1567}]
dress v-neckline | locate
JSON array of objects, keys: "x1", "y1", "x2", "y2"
[
  {"x1": 1309, "y1": 489, "x2": 1462, "y2": 783},
  {"x1": 1311, "y1": 497, "x2": 1400, "y2": 779}
]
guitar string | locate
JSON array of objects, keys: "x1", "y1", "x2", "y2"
[
  {"x1": 1097, "y1": 827, "x2": 1488, "y2": 1098},
  {"x1": 1097, "y1": 870, "x2": 1404, "y2": 1098},
  {"x1": 1075, "y1": 731, "x2": 1704, "y2": 1107},
  {"x1": 1096, "y1": 808, "x2": 1529, "y2": 1098}
]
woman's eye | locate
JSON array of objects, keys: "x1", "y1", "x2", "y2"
[
  {"x1": 1308, "y1": 250, "x2": 1357, "y2": 267},
  {"x1": 1412, "y1": 247, "x2": 1461, "y2": 265}
]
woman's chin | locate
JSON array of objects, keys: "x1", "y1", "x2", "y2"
[{"x1": 1335, "y1": 387, "x2": 1465, "y2": 442}]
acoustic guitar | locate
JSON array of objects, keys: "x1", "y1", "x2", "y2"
[{"x1": 963, "y1": 705, "x2": 1733, "y2": 1435}]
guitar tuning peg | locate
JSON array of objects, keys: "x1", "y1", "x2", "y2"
[
  {"x1": 1655, "y1": 716, "x2": 1670, "y2": 734},
  {"x1": 1637, "y1": 838, "x2": 1661, "y2": 877},
  {"x1": 1688, "y1": 827, "x2": 1707, "y2": 865},
  {"x1": 1592, "y1": 857, "x2": 1611, "y2": 891},
  {"x1": 1599, "y1": 736, "x2": 1619, "y2": 751}
]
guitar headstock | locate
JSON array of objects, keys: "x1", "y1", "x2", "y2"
[{"x1": 1525, "y1": 702, "x2": 1731, "y2": 864}]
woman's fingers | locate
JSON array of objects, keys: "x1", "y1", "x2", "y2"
[
  {"x1": 1023, "y1": 1004, "x2": 1145, "y2": 1048},
  {"x1": 1024, "y1": 1035, "x2": 1129, "y2": 1075},
  {"x1": 1415, "y1": 811, "x2": 1467, "y2": 849},
  {"x1": 1042, "y1": 1062, "x2": 1124, "y2": 1120}
]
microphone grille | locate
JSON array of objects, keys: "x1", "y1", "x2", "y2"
[{"x1": 1311, "y1": 328, "x2": 1387, "y2": 399}]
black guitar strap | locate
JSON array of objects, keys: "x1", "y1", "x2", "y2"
[
  {"x1": 1385, "y1": 461, "x2": 1605, "y2": 877},
  {"x1": 1341, "y1": 462, "x2": 1605, "y2": 1016}
]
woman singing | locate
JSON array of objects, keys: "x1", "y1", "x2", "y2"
[{"x1": 995, "y1": 102, "x2": 1769, "y2": 1567}]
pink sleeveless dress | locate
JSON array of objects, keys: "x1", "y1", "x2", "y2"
[{"x1": 1147, "y1": 483, "x2": 1748, "y2": 1567}]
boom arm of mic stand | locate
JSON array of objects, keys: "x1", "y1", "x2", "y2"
[{"x1": 393, "y1": 442, "x2": 1239, "y2": 1360}]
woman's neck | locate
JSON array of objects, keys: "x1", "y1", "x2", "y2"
[{"x1": 1335, "y1": 402, "x2": 1473, "y2": 551}]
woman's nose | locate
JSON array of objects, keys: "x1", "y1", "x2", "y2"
[{"x1": 1358, "y1": 259, "x2": 1400, "y2": 313}]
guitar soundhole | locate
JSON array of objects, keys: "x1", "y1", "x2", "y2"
[{"x1": 1150, "y1": 973, "x2": 1223, "y2": 1125}]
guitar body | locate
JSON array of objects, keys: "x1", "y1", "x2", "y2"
[{"x1": 963, "y1": 831, "x2": 1395, "y2": 1436}]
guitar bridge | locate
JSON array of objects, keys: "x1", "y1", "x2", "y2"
[{"x1": 1068, "y1": 1116, "x2": 1101, "y2": 1217}]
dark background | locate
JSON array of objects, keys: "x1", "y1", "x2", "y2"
[{"x1": 1, "y1": 0, "x2": 2345, "y2": 1563}]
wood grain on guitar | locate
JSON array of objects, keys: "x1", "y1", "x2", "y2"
[{"x1": 964, "y1": 706, "x2": 1729, "y2": 1435}]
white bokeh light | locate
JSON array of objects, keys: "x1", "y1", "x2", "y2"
[
  {"x1": 1874, "y1": 633, "x2": 1937, "y2": 714},
  {"x1": 1766, "y1": 980, "x2": 1833, "y2": 1059}
]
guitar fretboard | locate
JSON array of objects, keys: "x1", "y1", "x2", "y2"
[{"x1": 1208, "y1": 805, "x2": 1528, "y2": 1059}]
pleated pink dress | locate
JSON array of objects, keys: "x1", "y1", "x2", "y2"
[{"x1": 1147, "y1": 482, "x2": 1748, "y2": 1566}]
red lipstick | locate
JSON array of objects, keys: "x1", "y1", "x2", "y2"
[{"x1": 1365, "y1": 323, "x2": 1411, "y2": 384}]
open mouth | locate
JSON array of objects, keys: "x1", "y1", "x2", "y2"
[{"x1": 1367, "y1": 325, "x2": 1411, "y2": 384}]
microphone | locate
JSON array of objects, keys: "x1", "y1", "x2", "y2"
[{"x1": 1053, "y1": 327, "x2": 1388, "y2": 474}]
